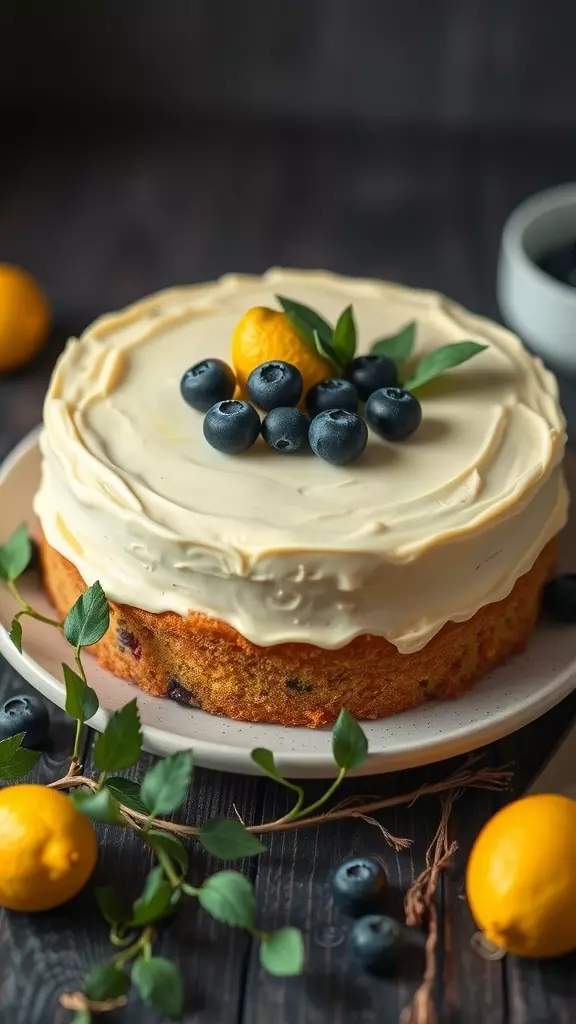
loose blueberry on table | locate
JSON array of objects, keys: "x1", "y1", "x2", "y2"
[
  {"x1": 247, "y1": 360, "x2": 303, "y2": 411},
  {"x1": 542, "y1": 575, "x2": 576, "y2": 624},
  {"x1": 261, "y1": 406, "x2": 309, "y2": 453},
  {"x1": 306, "y1": 378, "x2": 359, "y2": 418},
  {"x1": 348, "y1": 915, "x2": 403, "y2": 975},
  {"x1": 0, "y1": 693, "x2": 50, "y2": 747},
  {"x1": 180, "y1": 358, "x2": 236, "y2": 412},
  {"x1": 365, "y1": 387, "x2": 422, "y2": 442},
  {"x1": 309, "y1": 409, "x2": 368, "y2": 465},
  {"x1": 331, "y1": 856, "x2": 388, "y2": 917},
  {"x1": 346, "y1": 354, "x2": 398, "y2": 401},
  {"x1": 203, "y1": 400, "x2": 261, "y2": 454}
]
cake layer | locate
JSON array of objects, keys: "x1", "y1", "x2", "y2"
[
  {"x1": 40, "y1": 535, "x2": 556, "y2": 727},
  {"x1": 34, "y1": 270, "x2": 567, "y2": 652}
]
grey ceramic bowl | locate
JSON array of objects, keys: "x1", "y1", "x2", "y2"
[{"x1": 498, "y1": 183, "x2": 576, "y2": 374}]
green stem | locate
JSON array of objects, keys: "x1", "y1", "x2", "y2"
[
  {"x1": 153, "y1": 846, "x2": 181, "y2": 889},
  {"x1": 112, "y1": 927, "x2": 154, "y2": 969},
  {"x1": 7, "y1": 579, "x2": 62, "y2": 628},
  {"x1": 72, "y1": 719, "x2": 83, "y2": 762},
  {"x1": 97, "y1": 770, "x2": 107, "y2": 790},
  {"x1": 289, "y1": 767, "x2": 346, "y2": 821}
]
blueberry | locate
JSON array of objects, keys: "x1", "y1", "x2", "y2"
[
  {"x1": 309, "y1": 409, "x2": 368, "y2": 465},
  {"x1": 181, "y1": 358, "x2": 236, "y2": 412},
  {"x1": 306, "y1": 378, "x2": 359, "y2": 419},
  {"x1": 349, "y1": 915, "x2": 403, "y2": 975},
  {"x1": 346, "y1": 355, "x2": 398, "y2": 401},
  {"x1": 542, "y1": 575, "x2": 576, "y2": 623},
  {"x1": 365, "y1": 387, "x2": 422, "y2": 441},
  {"x1": 247, "y1": 361, "x2": 303, "y2": 411},
  {"x1": 261, "y1": 407, "x2": 309, "y2": 454},
  {"x1": 203, "y1": 400, "x2": 260, "y2": 454},
  {"x1": 0, "y1": 693, "x2": 50, "y2": 748},
  {"x1": 331, "y1": 857, "x2": 388, "y2": 917}
]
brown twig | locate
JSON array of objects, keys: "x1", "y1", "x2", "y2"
[
  {"x1": 49, "y1": 761, "x2": 512, "y2": 839},
  {"x1": 400, "y1": 792, "x2": 459, "y2": 1024}
]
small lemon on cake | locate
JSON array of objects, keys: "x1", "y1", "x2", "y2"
[
  {"x1": 466, "y1": 793, "x2": 576, "y2": 958},
  {"x1": 0, "y1": 784, "x2": 98, "y2": 912},
  {"x1": 0, "y1": 263, "x2": 50, "y2": 372},
  {"x1": 231, "y1": 304, "x2": 333, "y2": 396}
]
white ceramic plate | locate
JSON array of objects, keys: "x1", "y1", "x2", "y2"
[{"x1": 1, "y1": 429, "x2": 575, "y2": 778}]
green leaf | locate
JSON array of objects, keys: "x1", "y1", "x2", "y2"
[
  {"x1": 198, "y1": 818, "x2": 265, "y2": 861},
  {"x1": 276, "y1": 294, "x2": 333, "y2": 347},
  {"x1": 147, "y1": 829, "x2": 189, "y2": 876},
  {"x1": 132, "y1": 956, "x2": 183, "y2": 1019},
  {"x1": 260, "y1": 927, "x2": 305, "y2": 976},
  {"x1": 63, "y1": 580, "x2": 110, "y2": 648},
  {"x1": 0, "y1": 524, "x2": 32, "y2": 581},
  {"x1": 332, "y1": 708, "x2": 368, "y2": 771},
  {"x1": 9, "y1": 617, "x2": 22, "y2": 653},
  {"x1": 198, "y1": 870, "x2": 256, "y2": 928},
  {"x1": 141, "y1": 750, "x2": 194, "y2": 817},
  {"x1": 250, "y1": 747, "x2": 304, "y2": 800},
  {"x1": 63, "y1": 663, "x2": 99, "y2": 724},
  {"x1": 0, "y1": 732, "x2": 41, "y2": 781},
  {"x1": 93, "y1": 699, "x2": 142, "y2": 773},
  {"x1": 371, "y1": 321, "x2": 416, "y2": 365},
  {"x1": 70, "y1": 787, "x2": 125, "y2": 825},
  {"x1": 72, "y1": 1012, "x2": 91, "y2": 1024},
  {"x1": 312, "y1": 329, "x2": 343, "y2": 372},
  {"x1": 403, "y1": 340, "x2": 488, "y2": 391},
  {"x1": 130, "y1": 866, "x2": 174, "y2": 926},
  {"x1": 84, "y1": 962, "x2": 130, "y2": 1001},
  {"x1": 103, "y1": 776, "x2": 147, "y2": 814},
  {"x1": 95, "y1": 885, "x2": 128, "y2": 925},
  {"x1": 331, "y1": 305, "x2": 356, "y2": 366}
]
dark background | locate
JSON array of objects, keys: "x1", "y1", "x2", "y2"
[{"x1": 1, "y1": 6, "x2": 576, "y2": 1022}]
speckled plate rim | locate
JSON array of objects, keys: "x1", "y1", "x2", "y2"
[{"x1": 1, "y1": 428, "x2": 575, "y2": 778}]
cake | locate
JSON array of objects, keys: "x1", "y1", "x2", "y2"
[{"x1": 34, "y1": 269, "x2": 568, "y2": 727}]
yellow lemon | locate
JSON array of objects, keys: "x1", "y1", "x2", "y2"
[
  {"x1": 231, "y1": 306, "x2": 333, "y2": 397},
  {"x1": 0, "y1": 784, "x2": 98, "y2": 912},
  {"x1": 0, "y1": 263, "x2": 50, "y2": 372},
  {"x1": 466, "y1": 793, "x2": 576, "y2": 958}
]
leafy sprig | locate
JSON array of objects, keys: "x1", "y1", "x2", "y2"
[
  {"x1": 0, "y1": 524, "x2": 370, "y2": 1019},
  {"x1": 275, "y1": 295, "x2": 487, "y2": 390}
]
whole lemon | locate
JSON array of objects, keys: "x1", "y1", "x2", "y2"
[
  {"x1": 466, "y1": 793, "x2": 576, "y2": 958},
  {"x1": 231, "y1": 306, "x2": 333, "y2": 397},
  {"x1": 0, "y1": 263, "x2": 50, "y2": 372},
  {"x1": 0, "y1": 784, "x2": 98, "y2": 912}
]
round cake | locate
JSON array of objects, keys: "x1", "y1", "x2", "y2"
[{"x1": 34, "y1": 269, "x2": 568, "y2": 726}]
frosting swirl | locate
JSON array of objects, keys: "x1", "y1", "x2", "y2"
[{"x1": 34, "y1": 269, "x2": 567, "y2": 652}]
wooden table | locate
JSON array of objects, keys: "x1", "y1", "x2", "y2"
[{"x1": 1, "y1": 124, "x2": 576, "y2": 1023}]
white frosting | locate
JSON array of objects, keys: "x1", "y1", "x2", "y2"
[{"x1": 34, "y1": 269, "x2": 568, "y2": 653}]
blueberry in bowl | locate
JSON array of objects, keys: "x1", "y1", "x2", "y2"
[
  {"x1": 181, "y1": 358, "x2": 236, "y2": 412},
  {"x1": 346, "y1": 355, "x2": 398, "y2": 402},
  {"x1": 306, "y1": 378, "x2": 359, "y2": 419},
  {"x1": 247, "y1": 361, "x2": 303, "y2": 411},
  {"x1": 365, "y1": 387, "x2": 422, "y2": 442},
  {"x1": 203, "y1": 400, "x2": 261, "y2": 454},
  {"x1": 261, "y1": 407, "x2": 309, "y2": 453}
]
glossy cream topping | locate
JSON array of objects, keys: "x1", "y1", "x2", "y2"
[{"x1": 34, "y1": 270, "x2": 567, "y2": 653}]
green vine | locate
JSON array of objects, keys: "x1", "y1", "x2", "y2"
[{"x1": 0, "y1": 524, "x2": 369, "y2": 1021}]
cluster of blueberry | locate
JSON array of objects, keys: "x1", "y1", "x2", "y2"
[
  {"x1": 331, "y1": 856, "x2": 403, "y2": 974},
  {"x1": 180, "y1": 353, "x2": 422, "y2": 465}
]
